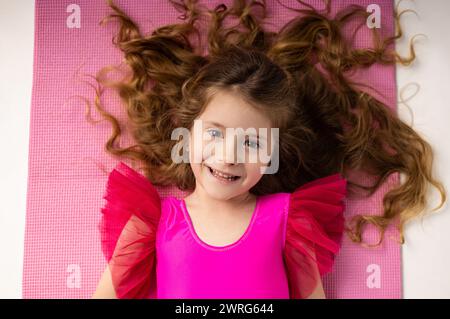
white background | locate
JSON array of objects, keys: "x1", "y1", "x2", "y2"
[{"x1": 0, "y1": 0, "x2": 449, "y2": 298}]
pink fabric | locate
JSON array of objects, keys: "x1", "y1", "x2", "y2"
[
  {"x1": 24, "y1": 0, "x2": 402, "y2": 299},
  {"x1": 284, "y1": 174, "x2": 347, "y2": 298},
  {"x1": 99, "y1": 162, "x2": 161, "y2": 299},
  {"x1": 99, "y1": 161, "x2": 346, "y2": 299}
]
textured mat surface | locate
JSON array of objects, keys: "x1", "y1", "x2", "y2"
[{"x1": 23, "y1": 0, "x2": 401, "y2": 298}]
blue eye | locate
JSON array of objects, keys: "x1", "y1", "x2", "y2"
[
  {"x1": 244, "y1": 139, "x2": 260, "y2": 149},
  {"x1": 207, "y1": 129, "x2": 223, "y2": 138}
]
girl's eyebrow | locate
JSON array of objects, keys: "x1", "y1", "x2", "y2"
[
  {"x1": 204, "y1": 120, "x2": 268, "y2": 141},
  {"x1": 203, "y1": 120, "x2": 225, "y2": 128}
]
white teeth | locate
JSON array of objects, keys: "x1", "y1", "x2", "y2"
[
  {"x1": 209, "y1": 167, "x2": 238, "y2": 180},
  {"x1": 214, "y1": 170, "x2": 233, "y2": 178}
]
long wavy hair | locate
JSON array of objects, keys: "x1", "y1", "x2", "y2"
[{"x1": 84, "y1": 0, "x2": 446, "y2": 247}]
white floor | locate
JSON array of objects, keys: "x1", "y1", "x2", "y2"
[{"x1": 0, "y1": 0, "x2": 449, "y2": 298}]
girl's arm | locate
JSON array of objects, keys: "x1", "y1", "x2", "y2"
[
  {"x1": 303, "y1": 250, "x2": 326, "y2": 299},
  {"x1": 92, "y1": 265, "x2": 117, "y2": 299},
  {"x1": 305, "y1": 276, "x2": 326, "y2": 299},
  {"x1": 92, "y1": 213, "x2": 143, "y2": 299},
  {"x1": 92, "y1": 213, "x2": 145, "y2": 299}
]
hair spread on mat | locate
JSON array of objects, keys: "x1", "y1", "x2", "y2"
[{"x1": 83, "y1": 0, "x2": 446, "y2": 247}]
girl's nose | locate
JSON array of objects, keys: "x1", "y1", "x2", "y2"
[{"x1": 224, "y1": 135, "x2": 238, "y2": 164}]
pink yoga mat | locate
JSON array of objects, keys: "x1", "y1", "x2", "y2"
[{"x1": 23, "y1": 0, "x2": 401, "y2": 298}]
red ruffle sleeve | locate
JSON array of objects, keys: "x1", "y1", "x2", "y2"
[
  {"x1": 98, "y1": 161, "x2": 161, "y2": 299},
  {"x1": 283, "y1": 174, "x2": 347, "y2": 299}
]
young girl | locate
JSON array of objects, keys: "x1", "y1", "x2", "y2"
[{"x1": 91, "y1": 0, "x2": 445, "y2": 299}]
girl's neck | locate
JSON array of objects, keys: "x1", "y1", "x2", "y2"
[{"x1": 185, "y1": 185, "x2": 256, "y2": 215}]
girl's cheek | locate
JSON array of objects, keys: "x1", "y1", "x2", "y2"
[
  {"x1": 244, "y1": 164, "x2": 264, "y2": 181},
  {"x1": 188, "y1": 135, "x2": 206, "y2": 164}
]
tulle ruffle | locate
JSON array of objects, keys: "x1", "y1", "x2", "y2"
[
  {"x1": 98, "y1": 161, "x2": 161, "y2": 299},
  {"x1": 284, "y1": 174, "x2": 347, "y2": 299}
]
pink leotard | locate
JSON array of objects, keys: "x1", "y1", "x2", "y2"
[
  {"x1": 98, "y1": 161, "x2": 347, "y2": 299},
  {"x1": 156, "y1": 193, "x2": 290, "y2": 298}
]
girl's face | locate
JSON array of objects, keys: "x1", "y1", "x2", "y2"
[{"x1": 188, "y1": 90, "x2": 274, "y2": 201}]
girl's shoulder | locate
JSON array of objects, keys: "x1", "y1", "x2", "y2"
[
  {"x1": 287, "y1": 173, "x2": 347, "y2": 211},
  {"x1": 98, "y1": 162, "x2": 161, "y2": 260},
  {"x1": 159, "y1": 195, "x2": 185, "y2": 223},
  {"x1": 261, "y1": 173, "x2": 347, "y2": 213},
  {"x1": 281, "y1": 174, "x2": 347, "y2": 245},
  {"x1": 102, "y1": 161, "x2": 161, "y2": 208},
  {"x1": 100, "y1": 161, "x2": 162, "y2": 227}
]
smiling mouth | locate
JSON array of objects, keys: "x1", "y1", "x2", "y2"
[{"x1": 205, "y1": 165, "x2": 241, "y2": 181}]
